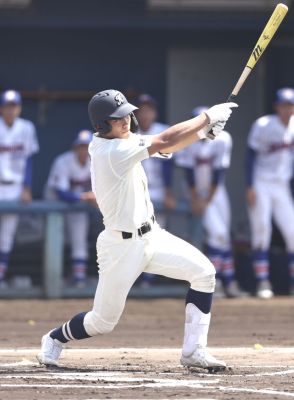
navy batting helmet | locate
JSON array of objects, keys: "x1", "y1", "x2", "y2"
[{"x1": 88, "y1": 89, "x2": 139, "y2": 135}]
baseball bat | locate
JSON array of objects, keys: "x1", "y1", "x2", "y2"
[{"x1": 227, "y1": 3, "x2": 288, "y2": 102}]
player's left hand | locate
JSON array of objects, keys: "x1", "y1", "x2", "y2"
[
  {"x1": 21, "y1": 187, "x2": 32, "y2": 203},
  {"x1": 205, "y1": 102, "x2": 238, "y2": 125}
]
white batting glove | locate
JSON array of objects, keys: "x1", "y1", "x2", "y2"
[
  {"x1": 202, "y1": 121, "x2": 226, "y2": 140},
  {"x1": 205, "y1": 102, "x2": 238, "y2": 125}
]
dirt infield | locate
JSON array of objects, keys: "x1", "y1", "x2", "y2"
[{"x1": 0, "y1": 297, "x2": 293, "y2": 399}]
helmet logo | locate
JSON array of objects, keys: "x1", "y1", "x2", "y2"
[{"x1": 114, "y1": 92, "x2": 124, "y2": 106}]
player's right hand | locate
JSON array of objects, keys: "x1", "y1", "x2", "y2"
[
  {"x1": 204, "y1": 121, "x2": 227, "y2": 140},
  {"x1": 21, "y1": 187, "x2": 32, "y2": 203},
  {"x1": 205, "y1": 102, "x2": 238, "y2": 125},
  {"x1": 81, "y1": 191, "x2": 98, "y2": 207},
  {"x1": 191, "y1": 198, "x2": 208, "y2": 216},
  {"x1": 246, "y1": 187, "x2": 256, "y2": 207}
]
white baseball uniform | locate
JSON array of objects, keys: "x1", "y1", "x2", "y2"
[
  {"x1": 84, "y1": 133, "x2": 215, "y2": 335},
  {"x1": 247, "y1": 115, "x2": 294, "y2": 251},
  {"x1": 175, "y1": 131, "x2": 232, "y2": 251},
  {"x1": 0, "y1": 117, "x2": 39, "y2": 253},
  {"x1": 45, "y1": 151, "x2": 91, "y2": 261}
]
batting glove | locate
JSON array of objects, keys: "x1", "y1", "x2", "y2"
[
  {"x1": 205, "y1": 102, "x2": 238, "y2": 125},
  {"x1": 201, "y1": 121, "x2": 226, "y2": 140}
]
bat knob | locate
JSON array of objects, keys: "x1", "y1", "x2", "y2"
[{"x1": 227, "y1": 94, "x2": 237, "y2": 102}]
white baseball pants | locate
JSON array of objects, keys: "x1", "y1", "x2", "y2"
[
  {"x1": 84, "y1": 223, "x2": 215, "y2": 335},
  {"x1": 248, "y1": 179, "x2": 294, "y2": 251},
  {"x1": 66, "y1": 212, "x2": 89, "y2": 260},
  {"x1": 203, "y1": 186, "x2": 231, "y2": 251},
  {"x1": 0, "y1": 184, "x2": 22, "y2": 252}
]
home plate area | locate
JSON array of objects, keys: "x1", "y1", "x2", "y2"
[{"x1": 0, "y1": 347, "x2": 294, "y2": 399}]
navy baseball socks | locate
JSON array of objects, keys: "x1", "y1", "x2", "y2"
[
  {"x1": 288, "y1": 253, "x2": 294, "y2": 295},
  {"x1": 0, "y1": 251, "x2": 9, "y2": 288},
  {"x1": 72, "y1": 258, "x2": 87, "y2": 287},
  {"x1": 37, "y1": 312, "x2": 91, "y2": 366},
  {"x1": 181, "y1": 288, "x2": 226, "y2": 370},
  {"x1": 206, "y1": 246, "x2": 247, "y2": 298},
  {"x1": 253, "y1": 250, "x2": 273, "y2": 299}
]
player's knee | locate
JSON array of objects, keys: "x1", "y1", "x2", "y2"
[
  {"x1": 83, "y1": 311, "x2": 116, "y2": 336},
  {"x1": 190, "y1": 259, "x2": 216, "y2": 293},
  {"x1": 192, "y1": 273, "x2": 216, "y2": 293}
]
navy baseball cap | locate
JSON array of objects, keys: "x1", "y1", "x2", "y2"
[
  {"x1": 191, "y1": 106, "x2": 209, "y2": 117},
  {"x1": 0, "y1": 90, "x2": 22, "y2": 105},
  {"x1": 136, "y1": 94, "x2": 157, "y2": 107},
  {"x1": 275, "y1": 88, "x2": 294, "y2": 104},
  {"x1": 73, "y1": 130, "x2": 93, "y2": 146}
]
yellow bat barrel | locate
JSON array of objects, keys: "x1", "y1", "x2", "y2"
[{"x1": 247, "y1": 3, "x2": 288, "y2": 69}]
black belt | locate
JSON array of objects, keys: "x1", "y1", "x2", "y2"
[
  {"x1": 0, "y1": 181, "x2": 15, "y2": 185},
  {"x1": 122, "y1": 215, "x2": 155, "y2": 239}
]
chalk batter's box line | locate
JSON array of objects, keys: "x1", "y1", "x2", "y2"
[{"x1": 0, "y1": 346, "x2": 294, "y2": 353}]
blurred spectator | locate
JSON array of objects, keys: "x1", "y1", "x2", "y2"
[
  {"x1": 246, "y1": 87, "x2": 294, "y2": 298},
  {"x1": 0, "y1": 90, "x2": 39, "y2": 289},
  {"x1": 135, "y1": 94, "x2": 175, "y2": 287},
  {"x1": 44, "y1": 130, "x2": 96, "y2": 287},
  {"x1": 176, "y1": 106, "x2": 246, "y2": 298}
]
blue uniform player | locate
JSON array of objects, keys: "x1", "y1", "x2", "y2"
[
  {"x1": 0, "y1": 90, "x2": 39, "y2": 288},
  {"x1": 45, "y1": 130, "x2": 96, "y2": 285},
  {"x1": 246, "y1": 88, "x2": 294, "y2": 298},
  {"x1": 136, "y1": 94, "x2": 175, "y2": 286}
]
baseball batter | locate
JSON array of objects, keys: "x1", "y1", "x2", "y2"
[
  {"x1": 45, "y1": 130, "x2": 95, "y2": 285},
  {"x1": 37, "y1": 89, "x2": 237, "y2": 370},
  {"x1": 246, "y1": 87, "x2": 294, "y2": 298},
  {"x1": 175, "y1": 107, "x2": 244, "y2": 298},
  {"x1": 0, "y1": 90, "x2": 39, "y2": 288}
]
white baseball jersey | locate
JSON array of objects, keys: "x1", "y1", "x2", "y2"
[
  {"x1": 175, "y1": 131, "x2": 232, "y2": 198},
  {"x1": 248, "y1": 114, "x2": 294, "y2": 182},
  {"x1": 0, "y1": 117, "x2": 39, "y2": 184},
  {"x1": 45, "y1": 150, "x2": 91, "y2": 260},
  {"x1": 89, "y1": 133, "x2": 171, "y2": 231},
  {"x1": 139, "y1": 122, "x2": 169, "y2": 202},
  {"x1": 46, "y1": 151, "x2": 91, "y2": 196}
]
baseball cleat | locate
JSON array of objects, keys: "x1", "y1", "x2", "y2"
[
  {"x1": 224, "y1": 280, "x2": 249, "y2": 298},
  {"x1": 213, "y1": 279, "x2": 226, "y2": 299},
  {"x1": 181, "y1": 346, "x2": 226, "y2": 371},
  {"x1": 37, "y1": 331, "x2": 63, "y2": 366},
  {"x1": 256, "y1": 280, "x2": 273, "y2": 299}
]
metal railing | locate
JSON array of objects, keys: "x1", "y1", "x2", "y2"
[
  {"x1": 0, "y1": 201, "x2": 196, "y2": 299},
  {"x1": 0, "y1": 201, "x2": 93, "y2": 298}
]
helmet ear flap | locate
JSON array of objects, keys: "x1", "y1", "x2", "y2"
[{"x1": 130, "y1": 112, "x2": 139, "y2": 133}]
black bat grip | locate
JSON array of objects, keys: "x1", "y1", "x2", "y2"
[{"x1": 227, "y1": 93, "x2": 237, "y2": 102}]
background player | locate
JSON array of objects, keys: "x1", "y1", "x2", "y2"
[
  {"x1": 176, "y1": 106, "x2": 245, "y2": 298},
  {"x1": 45, "y1": 130, "x2": 96, "y2": 286},
  {"x1": 37, "y1": 89, "x2": 237, "y2": 370},
  {"x1": 0, "y1": 90, "x2": 39, "y2": 288},
  {"x1": 246, "y1": 87, "x2": 294, "y2": 298},
  {"x1": 135, "y1": 94, "x2": 175, "y2": 286}
]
